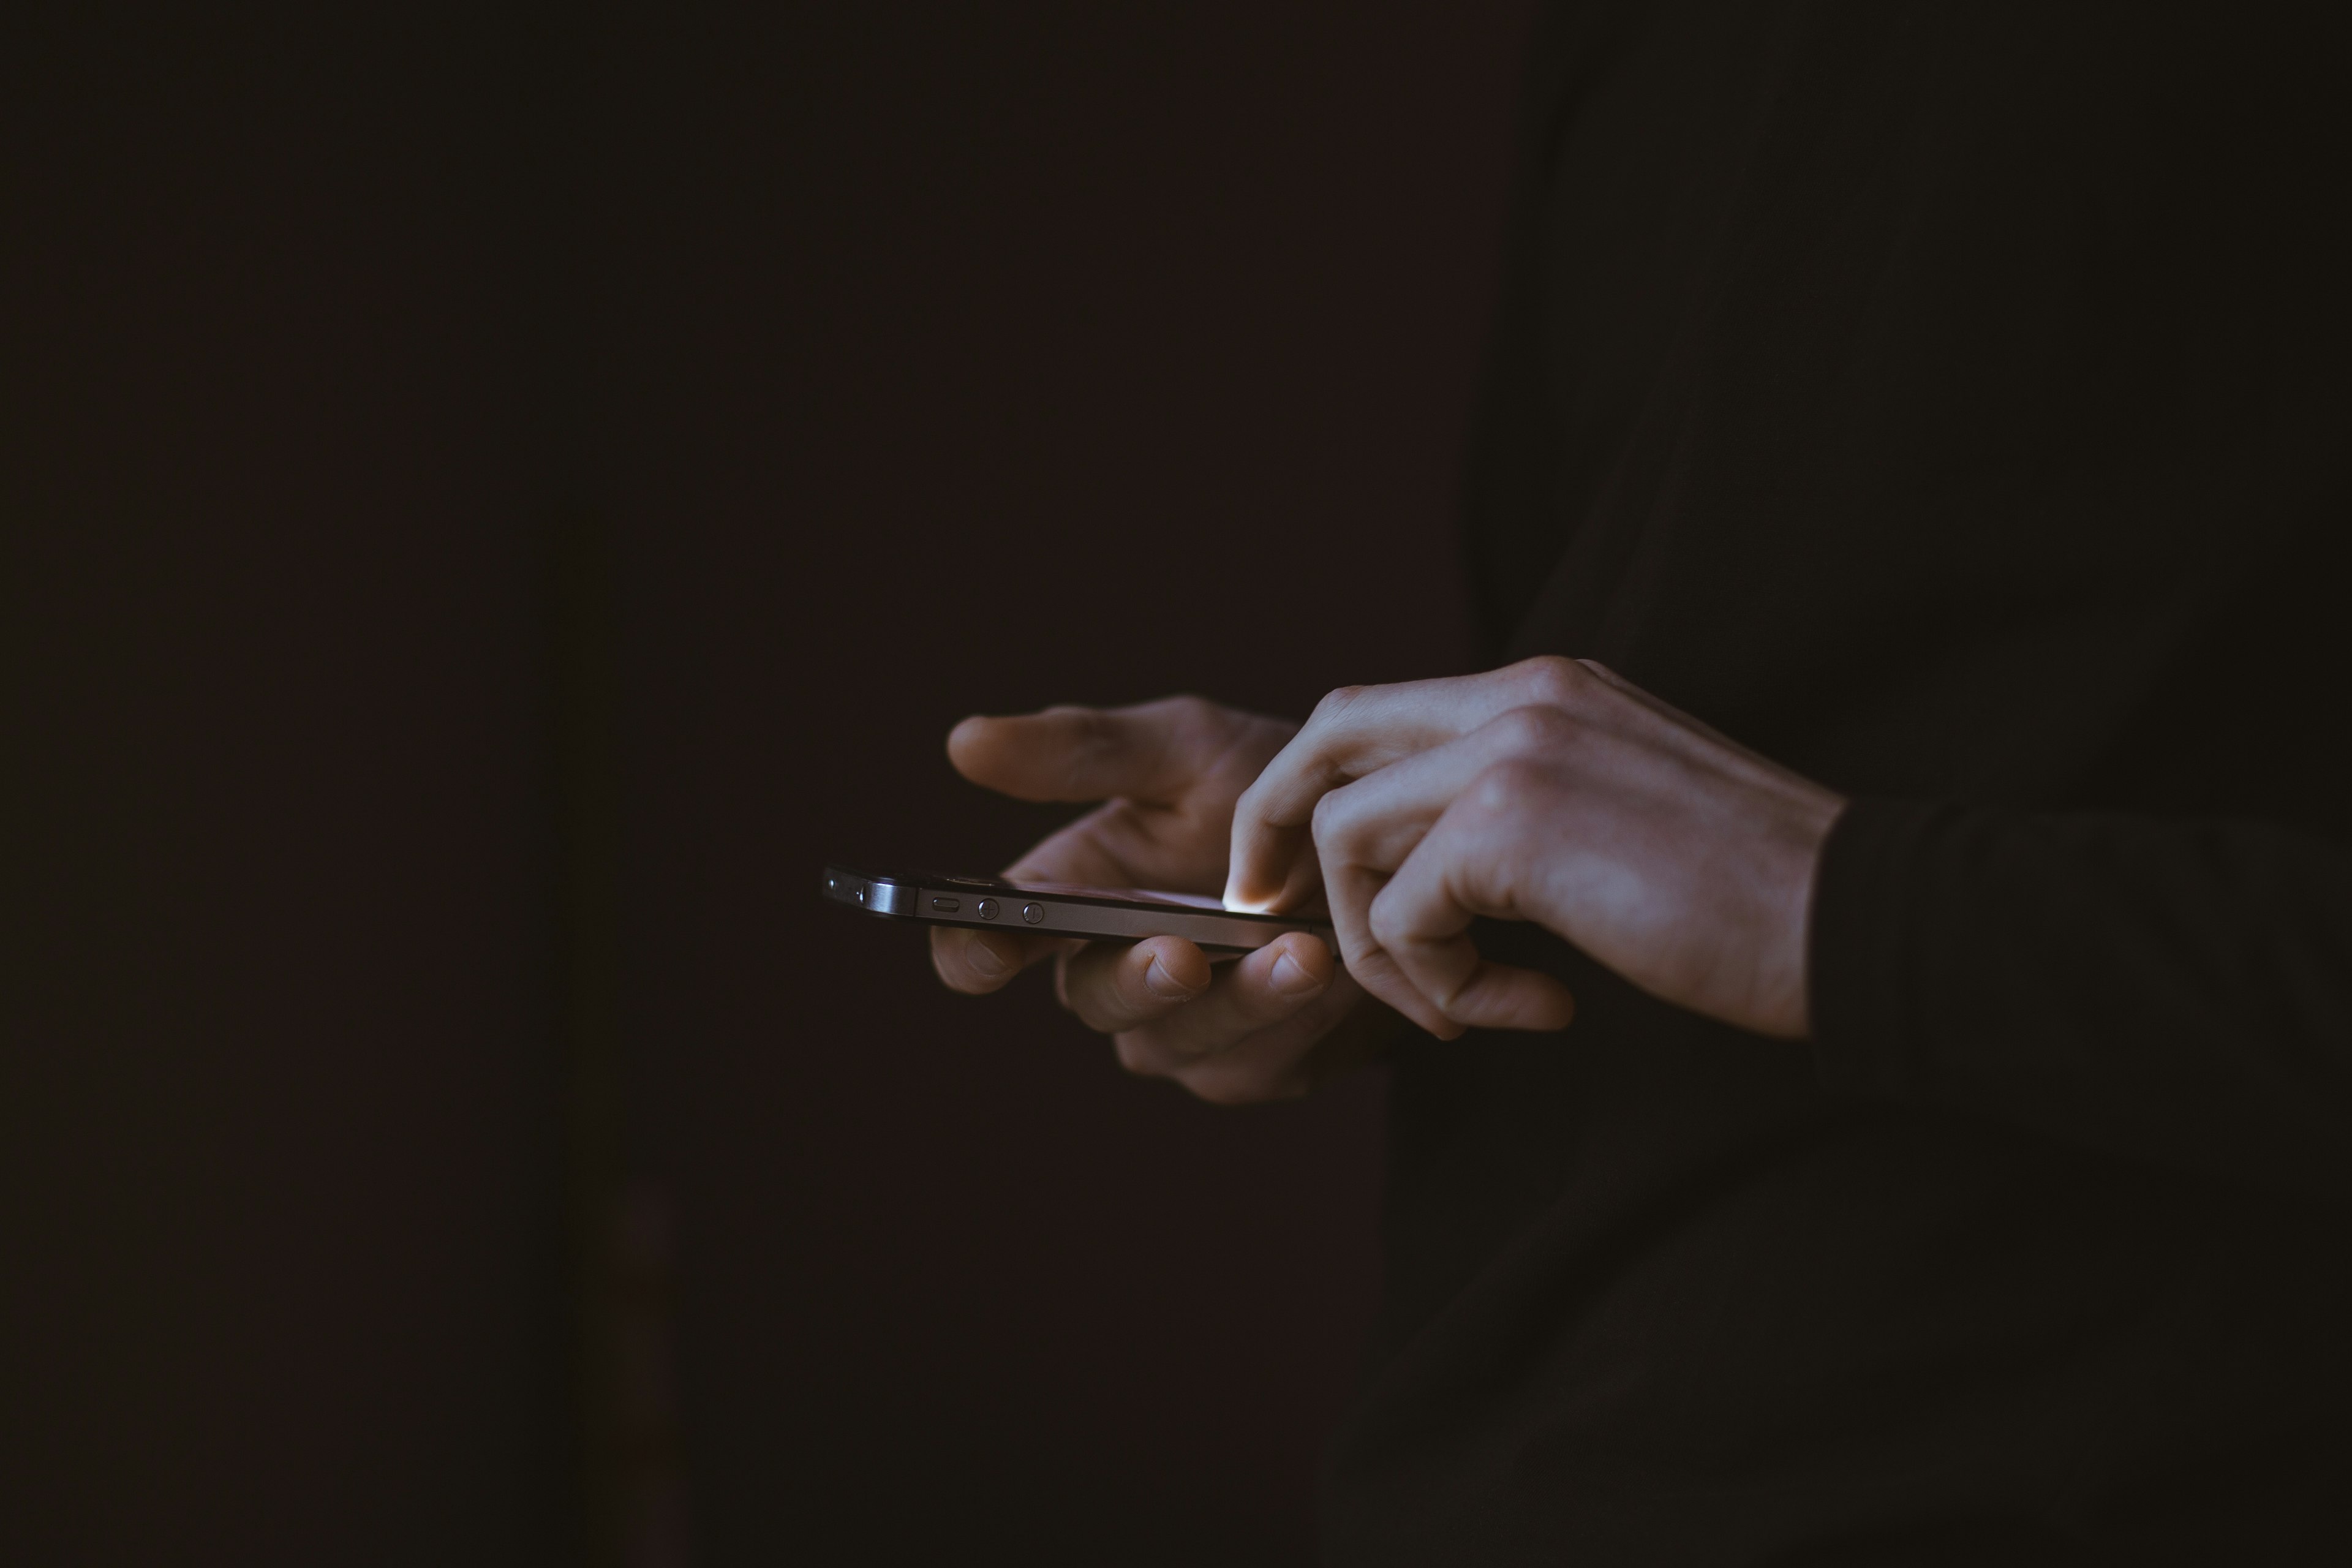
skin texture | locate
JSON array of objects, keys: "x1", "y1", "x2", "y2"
[
  {"x1": 938, "y1": 659, "x2": 1847, "y2": 1103},
  {"x1": 1229, "y1": 657, "x2": 1848, "y2": 1046}
]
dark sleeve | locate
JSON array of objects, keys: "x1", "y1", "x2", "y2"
[
  {"x1": 1810, "y1": 799, "x2": 2352, "y2": 1198},
  {"x1": 1458, "y1": 4, "x2": 1636, "y2": 662}
]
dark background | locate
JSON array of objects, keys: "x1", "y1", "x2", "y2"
[{"x1": 3, "y1": 3, "x2": 1529, "y2": 1561}]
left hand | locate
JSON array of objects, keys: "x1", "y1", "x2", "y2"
[
  {"x1": 929, "y1": 695, "x2": 1394, "y2": 1104},
  {"x1": 1224, "y1": 657, "x2": 1847, "y2": 1041}
]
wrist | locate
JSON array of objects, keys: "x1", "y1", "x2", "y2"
[{"x1": 1770, "y1": 793, "x2": 1849, "y2": 1039}]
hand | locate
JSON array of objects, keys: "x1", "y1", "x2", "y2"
[
  {"x1": 932, "y1": 696, "x2": 1394, "y2": 1102},
  {"x1": 1226, "y1": 657, "x2": 1847, "y2": 1040}
]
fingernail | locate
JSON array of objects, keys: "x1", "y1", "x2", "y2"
[
  {"x1": 1144, "y1": 958, "x2": 1200, "y2": 1001},
  {"x1": 967, "y1": 941, "x2": 1008, "y2": 980},
  {"x1": 1223, "y1": 883, "x2": 1276, "y2": 916},
  {"x1": 1268, "y1": 952, "x2": 1325, "y2": 998}
]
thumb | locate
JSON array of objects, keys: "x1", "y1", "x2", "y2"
[{"x1": 946, "y1": 696, "x2": 1219, "y2": 805}]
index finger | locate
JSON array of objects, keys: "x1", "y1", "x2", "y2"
[{"x1": 947, "y1": 695, "x2": 1226, "y2": 807}]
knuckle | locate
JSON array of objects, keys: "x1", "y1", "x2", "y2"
[
  {"x1": 1338, "y1": 927, "x2": 1387, "y2": 979},
  {"x1": 1161, "y1": 693, "x2": 1217, "y2": 731},
  {"x1": 1310, "y1": 786, "x2": 1355, "y2": 855},
  {"x1": 1232, "y1": 769, "x2": 1270, "y2": 816},
  {"x1": 1232, "y1": 976, "x2": 1298, "y2": 1030},
  {"x1": 1311, "y1": 684, "x2": 1367, "y2": 725},
  {"x1": 1042, "y1": 703, "x2": 1102, "y2": 733},
  {"x1": 1046, "y1": 704, "x2": 1118, "y2": 760},
  {"x1": 1365, "y1": 895, "x2": 1409, "y2": 952},
  {"x1": 1493, "y1": 703, "x2": 1574, "y2": 754},
  {"x1": 1513, "y1": 654, "x2": 1589, "y2": 710},
  {"x1": 933, "y1": 932, "x2": 991, "y2": 993},
  {"x1": 1468, "y1": 757, "x2": 1548, "y2": 821},
  {"x1": 1058, "y1": 962, "x2": 1128, "y2": 1033}
]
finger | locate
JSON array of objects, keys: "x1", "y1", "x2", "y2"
[
  {"x1": 948, "y1": 695, "x2": 1227, "y2": 807},
  {"x1": 1312, "y1": 706, "x2": 1580, "y2": 880},
  {"x1": 1131, "y1": 970, "x2": 1406, "y2": 1105},
  {"x1": 1308, "y1": 708, "x2": 1581, "y2": 1022},
  {"x1": 1319, "y1": 854, "x2": 1392, "y2": 1012},
  {"x1": 1055, "y1": 935, "x2": 1213, "y2": 1034},
  {"x1": 1323, "y1": 882, "x2": 1467, "y2": 1040},
  {"x1": 1225, "y1": 657, "x2": 1606, "y2": 911},
  {"x1": 930, "y1": 924, "x2": 1069, "y2": 995},
  {"x1": 1367, "y1": 809, "x2": 1575, "y2": 1032},
  {"x1": 1112, "y1": 930, "x2": 1336, "y2": 1065},
  {"x1": 1311, "y1": 835, "x2": 1458, "y2": 1039}
]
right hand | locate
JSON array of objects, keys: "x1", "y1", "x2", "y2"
[{"x1": 931, "y1": 696, "x2": 1393, "y2": 1103}]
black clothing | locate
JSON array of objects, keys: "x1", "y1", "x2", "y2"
[{"x1": 1324, "y1": 4, "x2": 2352, "y2": 1562}]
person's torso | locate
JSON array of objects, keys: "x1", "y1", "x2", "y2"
[{"x1": 1325, "y1": 4, "x2": 2352, "y2": 1561}]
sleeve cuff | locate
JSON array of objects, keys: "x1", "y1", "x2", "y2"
[{"x1": 1807, "y1": 797, "x2": 1963, "y2": 1101}]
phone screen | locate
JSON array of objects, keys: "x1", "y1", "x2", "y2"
[{"x1": 927, "y1": 872, "x2": 1229, "y2": 913}]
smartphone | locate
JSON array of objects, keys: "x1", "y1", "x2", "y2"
[{"x1": 822, "y1": 865, "x2": 1335, "y2": 954}]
